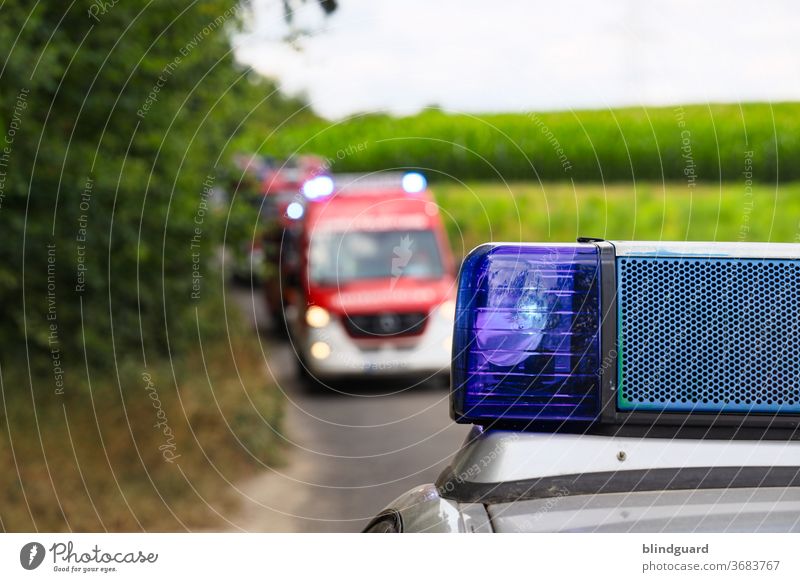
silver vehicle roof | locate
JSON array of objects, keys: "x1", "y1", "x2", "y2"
[
  {"x1": 435, "y1": 428, "x2": 800, "y2": 505},
  {"x1": 488, "y1": 487, "x2": 800, "y2": 533},
  {"x1": 369, "y1": 428, "x2": 800, "y2": 532}
]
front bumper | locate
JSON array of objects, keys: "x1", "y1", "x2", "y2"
[
  {"x1": 363, "y1": 484, "x2": 492, "y2": 533},
  {"x1": 301, "y1": 312, "x2": 452, "y2": 379}
]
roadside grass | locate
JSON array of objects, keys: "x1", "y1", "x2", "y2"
[
  {"x1": 0, "y1": 304, "x2": 283, "y2": 532},
  {"x1": 434, "y1": 181, "x2": 800, "y2": 256}
]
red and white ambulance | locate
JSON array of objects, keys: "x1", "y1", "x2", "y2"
[{"x1": 279, "y1": 172, "x2": 456, "y2": 385}]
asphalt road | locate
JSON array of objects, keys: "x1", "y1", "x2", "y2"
[{"x1": 227, "y1": 286, "x2": 470, "y2": 532}]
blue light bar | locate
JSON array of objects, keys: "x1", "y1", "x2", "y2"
[
  {"x1": 452, "y1": 244, "x2": 602, "y2": 424},
  {"x1": 401, "y1": 172, "x2": 427, "y2": 193},
  {"x1": 302, "y1": 175, "x2": 335, "y2": 199}
]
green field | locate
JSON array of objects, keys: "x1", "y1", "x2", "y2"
[
  {"x1": 433, "y1": 181, "x2": 800, "y2": 257},
  {"x1": 263, "y1": 104, "x2": 800, "y2": 182}
]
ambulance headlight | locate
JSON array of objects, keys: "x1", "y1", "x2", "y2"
[
  {"x1": 306, "y1": 306, "x2": 331, "y2": 328},
  {"x1": 310, "y1": 341, "x2": 331, "y2": 360},
  {"x1": 451, "y1": 244, "x2": 602, "y2": 424}
]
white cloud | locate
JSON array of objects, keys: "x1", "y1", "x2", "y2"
[{"x1": 235, "y1": 0, "x2": 800, "y2": 118}]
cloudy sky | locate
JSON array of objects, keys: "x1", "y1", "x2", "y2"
[{"x1": 235, "y1": 0, "x2": 800, "y2": 119}]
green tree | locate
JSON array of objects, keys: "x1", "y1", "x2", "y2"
[{"x1": 0, "y1": 2, "x2": 311, "y2": 391}]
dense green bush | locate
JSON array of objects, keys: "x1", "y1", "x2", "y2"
[
  {"x1": 0, "y1": 2, "x2": 309, "y2": 386},
  {"x1": 0, "y1": 1, "x2": 306, "y2": 532},
  {"x1": 265, "y1": 104, "x2": 798, "y2": 182}
]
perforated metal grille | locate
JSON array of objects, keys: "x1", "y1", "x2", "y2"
[{"x1": 617, "y1": 257, "x2": 800, "y2": 413}]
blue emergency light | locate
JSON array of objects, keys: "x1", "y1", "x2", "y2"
[
  {"x1": 401, "y1": 172, "x2": 427, "y2": 193},
  {"x1": 302, "y1": 175, "x2": 335, "y2": 199},
  {"x1": 286, "y1": 201, "x2": 304, "y2": 219},
  {"x1": 302, "y1": 172, "x2": 428, "y2": 198},
  {"x1": 452, "y1": 244, "x2": 601, "y2": 424},
  {"x1": 451, "y1": 240, "x2": 800, "y2": 430}
]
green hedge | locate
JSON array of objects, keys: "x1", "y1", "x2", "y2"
[
  {"x1": 264, "y1": 104, "x2": 799, "y2": 182},
  {"x1": 0, "y1": 2, "x2": 304, "y2": 381}
]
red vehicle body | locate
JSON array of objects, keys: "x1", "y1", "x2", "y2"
[
  {"x1": 259, "y1": 156, "x2": 327, "y2": 317},
  {"x1": 228, "y1": 154, "x2": 326, "y2": 286},
  {"x1": 277, "y1": 173, "x2": 457, "y2": 383}
]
